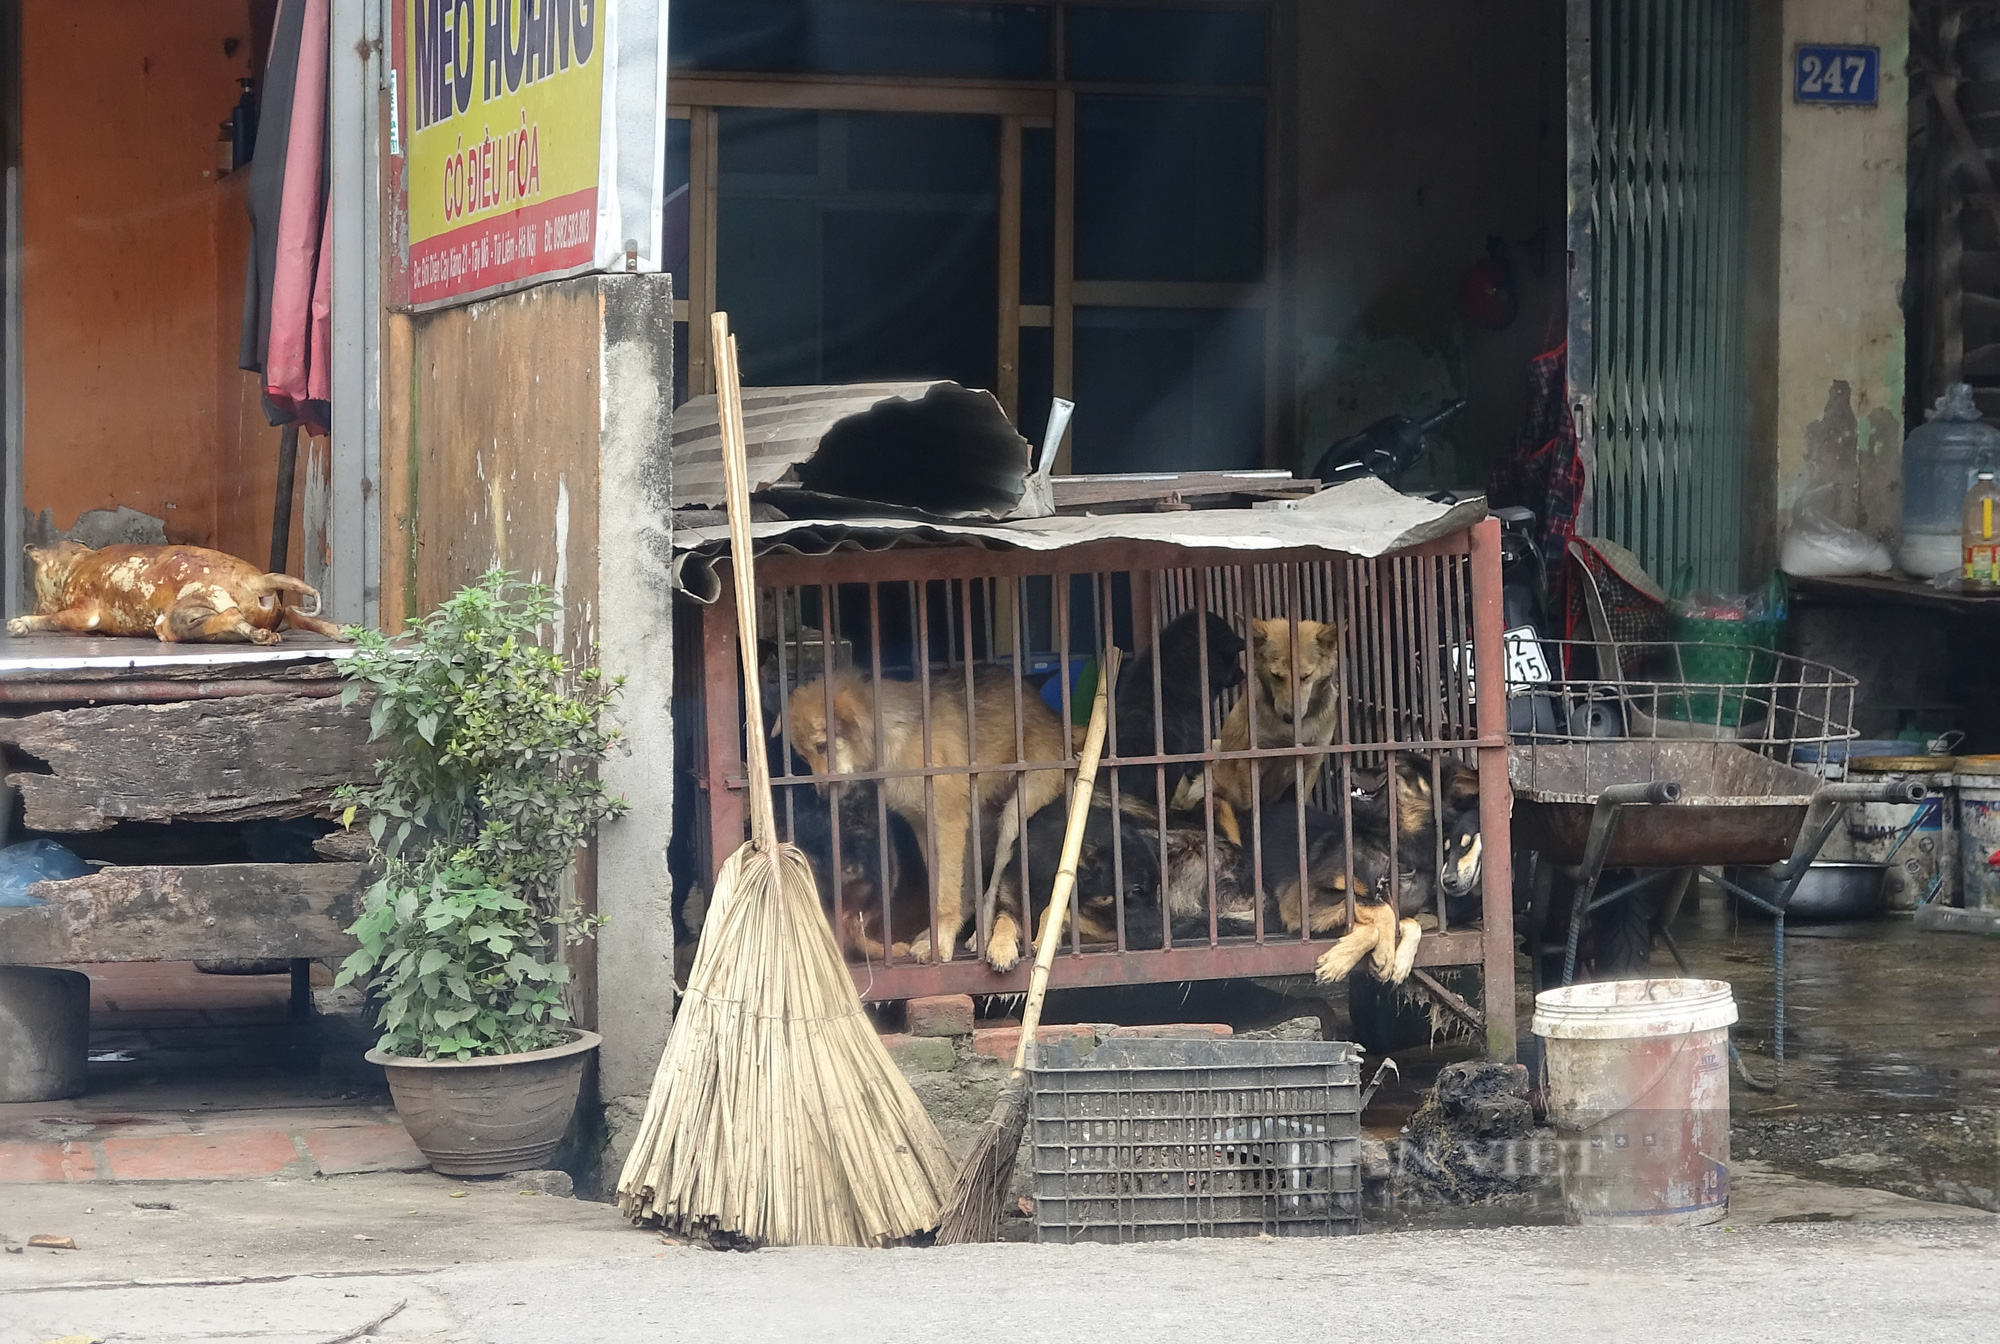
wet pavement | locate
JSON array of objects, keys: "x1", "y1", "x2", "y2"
[
  {"x1": 1662, "y1": 893, "x2": 2000, "y2": 1210},
  {"x1": 1560, "y1": 891, "x2": 2000, "y2": 1211}
]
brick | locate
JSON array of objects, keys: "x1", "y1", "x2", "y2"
[
  {"x1": 905, "y1": 994, "x2": 974, "y2": 1038},
  {"x1": 971, "y1": 1023, "x2": 1095, "y2": 1061},
  {"x1": 1105, "y1": 1023, "x2": 1233, "y2": 1039},
  {"x1": 101, "y1": 1131, "x2": 300, "y2": 1181},
  {"x1": 0, "y1": 1141, "x2": 97, "y2": 1183},
  {"x1": 878, "y1": 1033, "x2": 956, "y2": 1074},
  {"x1": 305, "y1": 1124, "x2": 429, "y2": 1176}
]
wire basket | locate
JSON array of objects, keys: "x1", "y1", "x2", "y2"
[
  {"x1": 1028, "y1": 1037, "x2": 1364, "y2": 1243},
  {"x1": 1507, "y1": 637, "x2": 1857, "y2": 771}
]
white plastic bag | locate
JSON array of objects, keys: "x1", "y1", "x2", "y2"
[{"x1": 1781, "y1": 485, "x2": 1893, "y2": 578}]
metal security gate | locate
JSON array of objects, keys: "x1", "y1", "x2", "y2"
[{"x1": 1567, "y1": 0, "x2": 1748, "y2": 592}]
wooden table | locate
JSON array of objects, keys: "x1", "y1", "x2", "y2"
[
  {"x1": 1790, "y1": 572, "x2": 2000, "y2": 612},
  {"x1": 0, "y1": 633, "x2": 373, "y2": 972}
]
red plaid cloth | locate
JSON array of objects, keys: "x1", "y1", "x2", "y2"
[
  {"x1": 1564, "y1": 537, "x2": 1669, "y2": 676},
  {"x1": 1488, "y1": 342, "x2": 1586, "y2": 616}
]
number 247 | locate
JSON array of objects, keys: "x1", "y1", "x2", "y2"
[{"x1": 1800, "y1": 54, "x2": 1868, "y2": 95}]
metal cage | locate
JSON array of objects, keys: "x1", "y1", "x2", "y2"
[{"x1": 683, "y1": 519, "x2": 1516, "y2": 1056}]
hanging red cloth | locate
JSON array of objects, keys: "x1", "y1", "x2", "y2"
[{"x1": 261, "y1": 0, "x2": 330, "y2": 435}]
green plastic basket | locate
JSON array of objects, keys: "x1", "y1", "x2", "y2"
[
  {"x1": 1664, "y1": 621, "x2": 1783, "y2": 726},
  {"x1": 1664, "y1": 570, "x2": 1787, "y2": 727}
]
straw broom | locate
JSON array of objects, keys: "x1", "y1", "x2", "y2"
[
  {"x1": 934, "y1": 643, "x2": 1122, "y2": 1245},
  {"x1": 615, "y1": 313, "x2": 955, "y2": 1246}
]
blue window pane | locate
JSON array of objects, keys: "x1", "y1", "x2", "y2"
[
  {"x1": 716, "y1": 110, "x2": 999, "y2": 391},
  {"x1": 1071, "y1": 307, "x2": 1264, "y2": 473},
  {"x1": 1017, "y1": 323, "x2": 1054, "y2": 444},
  {"x1": 1021, "y1": 126, "x2": 1054, "y2": 306},
  {"x1": 672, "y1": 0, "x2": 1053, "y2": 80},
  {"x1": 664, "y1": 118, "x2": 690, "y2": 301},
  {"x1": 1076, "y1": 95, "x2": 1264, "y2": 283},
  {"x1": 720, "y1": 108, "x2": 821, "y2": 178},
  {"x1": 1065, "y1": 6, "x2": 1265, "y2": 85}
]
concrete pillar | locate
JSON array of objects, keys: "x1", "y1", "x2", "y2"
[
  {"x1": 385, "y1": 271, "x2": 676, "y2": 1189},
  {"x1": 0, "y1": 966, "x2": 90, "y2": 1102},
  {"x1": 1744, "y1": 0, "x2": 1912, "y2": 574},
  {"x1": 593, "y1": 275, "x2": 679, "y2": 1182}
]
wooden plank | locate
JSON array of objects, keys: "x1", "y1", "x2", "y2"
[
  {"x1": 380, "y1": 311, "x2": 415, "y2": 634},
  {"x1": 998, "y1": 114, "x2": 1023, "y2": 422},
  {"x1": 688, "y1": 106, "x2": 718, "y2": 398},
  {"x1": 1052, "y1": 470, "x2": 1316, "y2": 509},
  {"x1": 1053, "y1": 88, "x2": 1076, "y2": 472},
  {"x1": 0, "y1": 694, "x2": 375, "y2": 832},
  {"x1": 1070, "y1": 280, "x2": 1261, "y2": 308},
  {"x1": 668, "y1": 74, "x2": 1054, "y2": 119},
  {"x1": 0, "y1": 862, "x2": 366, "y2": 965}
]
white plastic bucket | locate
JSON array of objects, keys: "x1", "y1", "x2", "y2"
[
  {"x1": 1955, "y1": 771, "x2": 2000, "y2": 911},
  {"x1": 1532, "y1": 978, "x2": 1736, "y2": 1227}
]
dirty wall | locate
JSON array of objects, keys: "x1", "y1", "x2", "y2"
[
  {"x1": 1745, "y1": 0, "x2": 1912, "y2": 573},
  {"x1": 19, "y1": 0, "x2": 296, "y2": 565},
  {"x1": 380, "y1": 271, "x2": 677, "y2": 1190}
]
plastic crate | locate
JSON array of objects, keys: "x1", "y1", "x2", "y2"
[{"x1": 1027, "y1": 1036, "x2": 1364, "y2": 1243}]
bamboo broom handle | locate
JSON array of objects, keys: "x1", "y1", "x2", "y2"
[
  {"x1": 1012, "y1": 646, "x2": 1121, "y2": 1073},
  {"x1": 713, "y1": 313, "x2": 778, "y2": 854}
]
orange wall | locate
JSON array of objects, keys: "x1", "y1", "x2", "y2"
[{"x1": 20, "y1": 0, "x2": 293, "y2": 563}]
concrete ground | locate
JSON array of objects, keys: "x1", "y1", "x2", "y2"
[
  {"x1": 7, "y1": 898, "x2": 2000, "y2": 1339},
  {"x1": 0, "y1": 1168, "x2": 1993, "y2": 1344}
]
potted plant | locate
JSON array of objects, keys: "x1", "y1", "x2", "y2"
[{"x1": 334, "y1": 572, "x2": 626, "y2": 1175}]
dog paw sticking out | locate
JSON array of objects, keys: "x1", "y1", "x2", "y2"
[
  {"x1": 1311, "y1": 905, "x2": 1420, "y2": 986},
  {"x1": 10, "y1": 542, "x2": 343, "y2": 645},
  {"x1": 983, "y1": 919, "x2": 1023, "y2": 973}
]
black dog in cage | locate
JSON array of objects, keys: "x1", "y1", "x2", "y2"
[
  {"x1": 992, "y1": 792, "x2": 1260, "y2": 952},
  {"x1": 1351, "y1": 753, "x2": 1485, "y2": 926},
  {"x1": 784, "y1": 781, "x2": 931, "y2": 962},
  {"x1": 1113, "y1": 610, "x2": 1247, "y2": 801}
]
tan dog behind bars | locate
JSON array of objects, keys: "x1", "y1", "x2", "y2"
[
  {"x1": 8, "y1": 542, "x2": 345, "y2": 645},
  {"x1": 1175, "y1": 618, "x2": 1341, "y2": 824},
  {"x1": 786, "y1": 666, "x2": 1068, "y2": 970}
]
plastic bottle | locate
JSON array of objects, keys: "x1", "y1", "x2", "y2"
[
  {"x1": 1901, "y1": 384, "x2": 2000, "y2": 577},
  {"x1": 1965, "y1": 470, "x2": 2000, "y2": 588}
]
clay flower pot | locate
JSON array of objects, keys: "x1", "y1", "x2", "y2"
[{"x1": 367, "y1": 1029, "x2": 601, "y2": 1175}]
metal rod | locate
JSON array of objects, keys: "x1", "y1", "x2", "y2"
[{"x1": 270, "y1": 425, "x2": 300, "y2": 574}]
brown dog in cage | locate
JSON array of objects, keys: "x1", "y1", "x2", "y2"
[
  {"x1": 1174, "y1": 618, "x2": 1341, "y2": 827},
  {"x1": 785, "y1": 665, "x2": 1068, "y2": 970}
]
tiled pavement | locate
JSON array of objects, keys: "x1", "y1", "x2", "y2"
[{"x1": 1, "y1": 961, "x2": 425, "y2": 1183}]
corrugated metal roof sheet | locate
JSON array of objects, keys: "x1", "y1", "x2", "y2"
[
  {"x1": 671, "y1": 381, "x2": 1040, "y2": 519},
  {"x1": 669, "y1": 478, "x2": 1488, "y2": 602}
]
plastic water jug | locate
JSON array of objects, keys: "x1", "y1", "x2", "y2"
[{"x1": 1901, "y1": 384, "x2": 2000, "y2": 577}]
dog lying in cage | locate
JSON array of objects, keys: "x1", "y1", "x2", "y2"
[
  {"x1": 994, "y1": 792, "x2": 1260, "y2": 952},
  {"x1": 1173, "y1": 618, "x2": 1342, "y2": 827},
  {"x1": 1351, "y1": 753, "x2": 1485, "y2": 926},
  {"x1": 784, "y1": 664, "x2": 1068, "y2": 970},
  {"x1": 785, "y1": 781, "x2": 931, "y2": 963},
  {"x1": 1265, "y1": 754, "x2": 1487, "y2": 984},
  {"x1": 1241, "y1": 801, "x2": 1418, "y2": 983}
]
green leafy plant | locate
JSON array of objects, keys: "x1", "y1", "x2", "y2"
[{"x1": 333, "y1": 572, "x2": 627, "y2": 1060}]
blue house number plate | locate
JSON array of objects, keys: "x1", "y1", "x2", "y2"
[{"x1": 1795, "y1": 45, "x2": 1879, "y2": 106}]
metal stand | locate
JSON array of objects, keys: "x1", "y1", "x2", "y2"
[
  {"x1": 282, "y1": 956, "x2": 319, "y2": 1075},
  {"x1": 270, "y1": 424, "x2": 299, "y2": 573},
  {"x1": 1546, "y1": 778, "x2": 1923, "y2": 1073}
]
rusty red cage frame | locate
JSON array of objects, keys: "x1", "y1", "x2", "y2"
[{"x1": 686, "y1": 517, "x2": 1516, "y2": 1058}]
